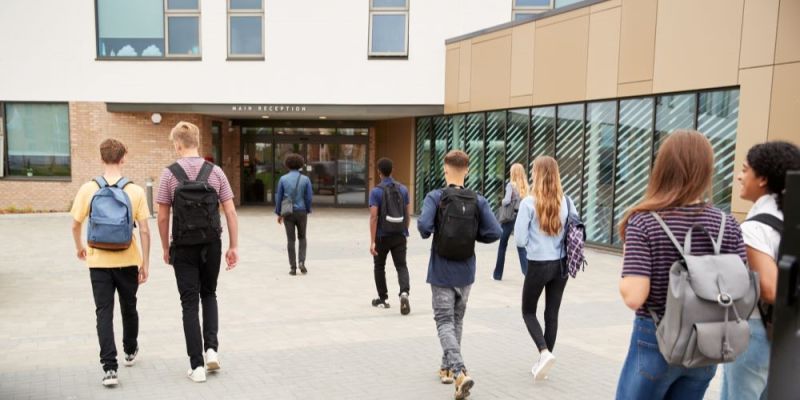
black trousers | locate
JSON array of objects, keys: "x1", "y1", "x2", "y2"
[
  {"x1": 521, "y1": 259, "x2": 568, "y2": 352},
  {"x1": 172, "y1": 239, "x2": 221, "y2": 369},
  {"x1": 283, "y1": 211, "x2": 308, "y2": 268},
  {"x1": 89, "y1": 267, "x2": 139, "y2": 372},
  {"x1": 373, "y1": 235, "x2": 410, "y2": 300}
]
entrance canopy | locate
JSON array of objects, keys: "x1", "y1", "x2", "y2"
[{"x1": 106, "y1": 103, "x2": 443, "y2": 120}]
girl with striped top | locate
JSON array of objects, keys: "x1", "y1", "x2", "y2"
[{"x1": 616, "y1": 131, "x2": 747, "y2": 400}]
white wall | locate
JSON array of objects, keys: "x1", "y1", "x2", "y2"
[{"x1": 0, "y1": 0, "x2": 512, "y2": 105}]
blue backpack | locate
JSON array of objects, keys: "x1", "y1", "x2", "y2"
[{"x1": 87, "y1": 177, "x2": 134, "y2": 251}]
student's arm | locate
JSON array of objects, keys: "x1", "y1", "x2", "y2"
[
  {"x1": 514, "y1": 199, "x2": 532, "y2": 248},
  {"x1": 71, "y1": 220, "x2": 86, "y2": 260},
  {"x1": 157, "y1": 203, "x2": 171, "y2": 265},
  {"x1": 747, "y1": 246, "x2": 778, "y2": 303},
  {"x1": 619, "y1": 219, "x2": 652, "y2": 311},
  {"x1": 222, "y1": 199, "x2": 239, "y2": 270},
  {"x1": 620, "y1": 276, "x2": 650, "y2": 311},
  {"x1": 370, "y1": 206, "x2": 379, "y2": 256},
  {"x1": 417, "y1": 193, "x2": 436, "y2": 239},
  {"x1": 275, "y1": 177, "x2": 284, "y2": 220},
  {"x1": 476, "y1": 197, "x2": 502, "y2": 243},
  {"x1": 501, "y1": 182, "x2": 513, "y2": 206},
  {"x1": 137, "y1": 218, "x2": 150, "y2": 283},
  {"x1": 305, "y1": 177, "x2": 313, "y2": 214}
]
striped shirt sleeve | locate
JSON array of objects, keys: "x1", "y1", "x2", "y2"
[
  {"x1": 622, "y1": 215, "x2": 652, "y2": 277},
  {"x1": 213, "y1": 166, "x2": 234, "y2": 203},
  {"x1": 155, "y1": 168, "x2": 175, "y2": 205}
]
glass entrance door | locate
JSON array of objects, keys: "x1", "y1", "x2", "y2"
[
  {"x1": 336, "y1": 143, "x2": 367, "y2": 205},
  {"x1": 242, "y1": 140, "x2": 274, "y2": 204}
]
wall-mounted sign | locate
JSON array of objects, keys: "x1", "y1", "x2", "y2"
[{"x1": 231, "y1": 105, "x2": 308, "y2": 113}]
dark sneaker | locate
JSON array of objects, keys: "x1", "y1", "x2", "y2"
[
  {"x1": 123, "y1": 347, "x2": 138, "y2": 367},
  {"x1": 400, "y1": 292, "x2": 411, "y2": 315},
  {"x1": 371, "y1": 298, "x2": 390, "y2": 308},
  {"x1": 454, "y1": 370, "x2": 474, "y2": 399},
  {"x1": 299, "y1": 263, "x2": 307, "y2": 274},
  {"x1": 102, "y1": 370, "x2": 118, "y2": 387},
  {"x1": 439, "y1": 368, "x2": 454, "y2": 384},
  {"x1": 289, "y1": 268, "x2": 297, "y2": 276}
]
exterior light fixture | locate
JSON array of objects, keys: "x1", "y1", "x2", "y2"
[
  {"x1": 261, "y1": 115, "x2": 270, "y2": 119},
  {"x1": 151, "y1": 113, "x2": 162, "y2": 125},
  {"x1": 319, "y1": 116, "x2": 327, "y2": 120}
]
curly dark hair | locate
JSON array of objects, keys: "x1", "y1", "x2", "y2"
[
  {"x1": 746, "y1": 141, "x2": 800, "y2": 211},
  {"x1": 284, "y1": 153, "x2": 305, "y2": 170},
  {"x1": 377, "y1": 157, "x2": 393, "y2": 177}
]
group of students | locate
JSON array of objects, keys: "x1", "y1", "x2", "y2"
[{"x1": 71, "y1": 120, "x2": 798, "y2": 400}]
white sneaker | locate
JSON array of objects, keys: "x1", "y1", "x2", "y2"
[
  {"x1": 205, "y1": 349, "x2": 221, "y2": 372},
  {"x1": 532, "y1": 351, "x2": 556, "y2": 380},
  {"x1": 187, "y1": 366, "x2": 207, "y2": 383}
]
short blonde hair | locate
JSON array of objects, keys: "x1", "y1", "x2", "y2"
[{"x1": 170, "y1": 121, "x2": 200, "y2": 149}]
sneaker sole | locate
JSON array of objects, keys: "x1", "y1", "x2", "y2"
[
  {"x1": 534, "y1": 358, "x2": 555, "y2": 381},
  {"x1": 206, "y1": 360, "x2": 220, "y2": 371},
  {"x1": 456, "y1": 378, "x2": 474, "y2": 399},
  {"x1": 440, "y1": 378, "x2": 454, "y2": 384},
  {"x1": 123, "y1": 358, "x2": 136, "y2": 367},
  {"x1": 188, "y1": 374, "x2": 207, "y2": 383},
  {"x1": 400, "y1": 297, "x2": 410, "y2": 315},
  {"x1": 102, "y1": 378, "x2": 118, "y2": 387}
]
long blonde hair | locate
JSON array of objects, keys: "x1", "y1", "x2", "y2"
[
  {"x1": 509, "y1": 163, "x2": 529, "y2": 198},
  {"x1": 619, "y1": 130, "x2": 714, "y2": 239},
  {"x1": 530, "y1": 156, "x2": 564, "y2": 236}
]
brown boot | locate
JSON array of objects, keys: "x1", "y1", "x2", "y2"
[
  {"x1": 454, "y1": 370, "x2": 474, "y2": 399},
  {"x1": 438, "y1": 368, "x2": 454, "y2": 384}
]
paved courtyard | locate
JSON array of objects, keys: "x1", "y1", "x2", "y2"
[{"x1": 0, "y1": 208, "x2": 723, "y2": 399}]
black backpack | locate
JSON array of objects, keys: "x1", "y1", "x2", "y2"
[
  {"x1": 434, "y1": 187, "x2": 479, "y2": 260},
  {"x1": 169, "y1": 162, "x2": 222, "y2": 246},
  {"x1": 746, "y1": 213, "x2": 783, "y2": 340},
  {"x1": 378, "y1": 182, "x2": 406, "y2": 235}
]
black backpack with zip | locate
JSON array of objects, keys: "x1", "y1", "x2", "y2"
[
  {"x1": 434, "y1": 186, "x2": 479, "y2": 260},
  {"x1": 169, "y1": 162, "x2": 222, "y2": 246},
  {"x1": 746, "y1": 213, "x2": 783, "y2": 340},
  {"x1": 378, "y1": 182, "x2": 407, "y2": 235}
]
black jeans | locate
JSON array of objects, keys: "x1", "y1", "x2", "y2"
[
  {"x1": 171, "y1": 239, "x2": 221, "y2": 369},
  {"x1": 373, "y1": 235, "x2": 410, "y2": 300},
  {"x1": 283, "y1": 211, "x2": 308, "y2": 268},
  {"x1": 521, "y1": 259, "x2": 568, "y2": 352},
  {"x1": 89, "y1": 267, "x2": 139, "y2": 372}
]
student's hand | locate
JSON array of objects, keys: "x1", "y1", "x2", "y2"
[
  {"x1": 225, "y1": 247, "x2": 239, "y2": 271},
  {"x1": 163, "y1": 247, "x2": 171, "y2": 265},
  {"x1": 76, "y1": 247, "x2": 87, "y2": 261},
  {"x1": 277, "y1": 216, "x2": 283, "y2": 225},
  {"x1": 138, "y1": 264, "x2": 149, "y2": 284},
  {"x1": 370, "y1": 242, "x2": 378, "y2": 256}
]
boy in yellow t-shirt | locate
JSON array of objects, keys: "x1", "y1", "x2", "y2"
[{"x1": 70, "y1": 138, "x2": 151, "y2": 387}]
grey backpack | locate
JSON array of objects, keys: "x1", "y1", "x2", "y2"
[{"x1": 650, "y1": 211, "x2": 759, "y2": 368}]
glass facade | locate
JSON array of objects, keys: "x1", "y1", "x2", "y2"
[
  {"x1": 4, "y1": 103, "x2": 71, "y2": 177},
  {"x1": 414, "y1": 88, "x2": 741, "y2": 247}
]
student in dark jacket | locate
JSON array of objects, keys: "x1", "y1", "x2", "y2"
[{"x1": 418, "y1": 150, "x2": 502, "y2": 400}]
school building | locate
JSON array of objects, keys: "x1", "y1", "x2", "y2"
[{"x1": 1, "y1": 0, "x2": 799, "y2": 248}]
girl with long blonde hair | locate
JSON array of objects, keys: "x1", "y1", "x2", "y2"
[
  {"x1": 493, "y1": 163, "x2": 529, "y2": 280},
  {"x1": 513, "y1": 156, "x2": 576, "y2": 380}
]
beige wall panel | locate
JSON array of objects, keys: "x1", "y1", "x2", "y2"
[
  {"x1": 533, "y1": 16, "x2": 590, "y2": 105},
  {"x1": 775, "y1": 0, "x2": 800, "y2": 64},
  {"x1": 470, "y1": 35, "x2": 513, "y2": 111},
  {"x1": 591, "y1": 0, "x2": 621, "y2": 13},
  {"x1": 537, "y1": 7, "x2": 589, "y2": 27},
  {"x1": 445, "y1": 48, "x2": 461, "y2": 114},
  {"x1": 652, "y1": 0, "x2": 744, "y2": 93},
  {"x1": 510, "y1": 95, "x2": 534, "y2": 108},
  {"x1": 732, "y1": 66, "x2": 773, "y2": 214},
  {"x1": 375, "y1": 118, "x2": 415, "y2": 196},
  {"x1": 617, "y1": 0, "x2": 658, "y2": 84},
  {"x1": 458, "y1": 102, "x2": 472, "y2": 112},
  {"x1": 740, "y1": 0, "x2": 780, "y2": 68},
  {"x1": 458, "y1": 41, "x2": 472, "y2": 104},
  {"x1": 472, "y1": 28, "x2": 513, "y2": 44},
  {"x1": 769, "y1": 62, "x2": 800, "y2": 143},
  {"x1": 510, "y1": 23, "x2": 536, "y2": 98},
  {"x1": 617, "y1": 80, "x2": 653, "y2": 97},
  {"x1": 586, "y1": 8, "x2": 621, "y2": 100}
]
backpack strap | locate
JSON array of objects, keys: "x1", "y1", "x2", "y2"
[
  {"x1": 650, "y1": 211, "x2": 685, "y2": 256},
  {"x1": 94, "y1": 176, "x2": 109, "y2": 188},
  {"x1": 196, "y1": 161, "x2": 214, "y2": 183},
  {"x1": 746, "y1": 213, "x2": 783, "y2": 234},
  {"x1": 291, "y1": 174, "x2": 303, "y2": 201},
  {"x1": 114, "y1": 177, "x2": 131, "y2": 189},
  {"x1": 684, "y1": 212, "x2": 725, "y2": 255},
  {"x1": 168, "y1": 162, "x2": 190, "y2": 183}
]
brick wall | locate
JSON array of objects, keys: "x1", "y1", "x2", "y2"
[{"x1": 0, "y1": 102, "x2": 233, "y2": 212}]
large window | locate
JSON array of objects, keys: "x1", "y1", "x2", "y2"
[
  {"x1": 96, "y1": 0, "x2": 200, "y2": 58},
  {"x1": 369, "y1": 0, "x2": 409, "y2": 57},
  {"x1": 228, "y1": 0, "x2": 264, "y2": 59},
  {"x1": 512, "y1": 0, "x2": 551, "y2": 21},
  {"x1": 414, "y1": 87, "x2": 741, "y2": 247},
  {"x1": 3, "y1": 103, "x2": 70, "y2": 178}
]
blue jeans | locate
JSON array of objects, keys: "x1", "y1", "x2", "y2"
[
  {"x1": 616, "y1": 317, "x2": 717, "y2": 400},
  {"x1": 721, "y1": 319, "x2": 769, "y2": 400},
  {"x1": 493, "y1": 221, "x2": 527, "y2": 279}
]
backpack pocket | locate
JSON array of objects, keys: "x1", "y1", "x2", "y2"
[
  {"x1": 88, "y1": 218, "x2": 133, "y2": 250},
  {"x1": 682, "y1": 320, "x2": 750, "y2": 368}
]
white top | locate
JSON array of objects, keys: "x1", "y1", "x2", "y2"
[{"x1": 741, "y1": 194, "x2": 783, "y2": 319}]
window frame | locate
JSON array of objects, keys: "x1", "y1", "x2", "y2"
[
  {"x1": 511, "y1": 0, "x2": 552, "y2": 21},
  {"x1": 227, "y1": 0, "x2": 265, "y2": 60},
  {"x1": 165, "y1": 0, "x2": 202, "y2": 58},
  {"x1": 368, "y1": 0, "x2": 410, "y2": 57},
  {"x1": 1, "y1": 102, "x2": 72, "y2": 181}
]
